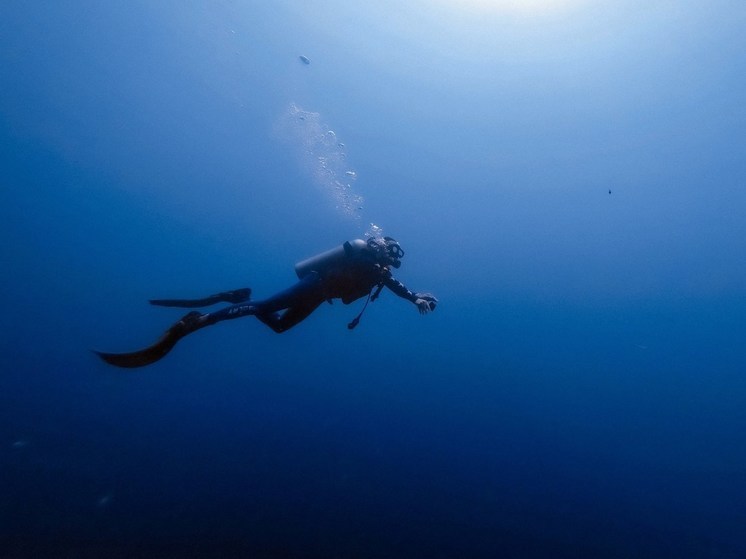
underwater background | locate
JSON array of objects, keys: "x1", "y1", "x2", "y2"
[{"x1": 2, "y1": 1, "x2": 745, "y2": 557}]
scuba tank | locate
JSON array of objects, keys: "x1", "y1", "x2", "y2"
[{"x1": 294, "y1": 239, "x2": 368, "y2": 279}]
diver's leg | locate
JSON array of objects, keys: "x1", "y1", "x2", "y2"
[
  {"x1": 212, "y1": 272, "x2": 325, "y2": 333},
  {"x1": 251, "y1": 273, "x2": 325, "y2": 332},
  {"x1": 254, "y1": 297, "x2": 325, "y2": 333},
  {"x1": 186, "y1": 273, "x2": 318, "y2": 326},
  {"x1": 95, "y1": 275, "x2": 323, "y2": 368}
]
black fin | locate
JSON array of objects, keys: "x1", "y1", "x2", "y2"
[
  {"x1": 150, "y1": 288, "x2": 251, "y2": 308},
  {"x1": 94, "y1": 311, "x2": 205, "y2": 368},
  {"x1": 222, "y1": 288, "x2": 251, "y2": 303}
]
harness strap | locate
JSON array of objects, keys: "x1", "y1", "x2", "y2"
[{"x1": 347, "y1": 283, "x2": 384, "y2": 330}]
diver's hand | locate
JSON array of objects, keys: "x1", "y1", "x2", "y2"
[
  {"x1": 415, "y1": 293, "x2": 438, "y2": 314},
  {"x1": 415, "y1": 293, "x2": 438, "y2": 313},
  {"x1": 415, "y1": 299, "x2": 432, "y2": 314}
]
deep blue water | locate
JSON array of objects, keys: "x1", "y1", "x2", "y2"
[{"x1": 2, "y1": 2, "x2": 746, "y2": 557}]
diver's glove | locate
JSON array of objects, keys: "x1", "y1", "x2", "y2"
[{"x1": 414, "y1": 293, "x2": 438, "y2": 314}]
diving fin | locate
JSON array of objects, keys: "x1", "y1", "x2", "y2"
[
  {"x1": 150, "y1": 288, "x2": 251, "y2": 308},
  {"x1": 94, "y1": 311, "x2": 207, "y2": 368}
]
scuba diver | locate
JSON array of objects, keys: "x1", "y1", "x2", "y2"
[{"x1": 95, "y1": 236, "x2": 437, "y2": 368}]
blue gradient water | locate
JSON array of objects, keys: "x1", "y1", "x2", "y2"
[{"x1": 2, "y1": 2, "x2": 745, "y2": 557}]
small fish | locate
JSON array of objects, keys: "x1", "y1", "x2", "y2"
[{"x1": 299, "y1": 55, "x2": 310, "y2": 65}]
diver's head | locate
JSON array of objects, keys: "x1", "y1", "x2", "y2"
[{"x1": 367, "y1": 236, "x2": 404, "y2": 268}]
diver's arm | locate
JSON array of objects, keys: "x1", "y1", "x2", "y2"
[{"x1": 382, "y1": 272, "x2": 437, "y2": 314}]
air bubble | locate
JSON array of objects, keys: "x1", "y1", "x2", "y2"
[{"x1": 275, "y1": 103, "x2": 364, "y2": 219}]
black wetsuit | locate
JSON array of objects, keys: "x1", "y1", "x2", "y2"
[{"x1": 205, "y1": 251, "x2": 420, "y2": 333}]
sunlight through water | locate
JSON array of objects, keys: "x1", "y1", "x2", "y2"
[{"x1": 442, "y1": 0, "x2": 587, "y2": 15}]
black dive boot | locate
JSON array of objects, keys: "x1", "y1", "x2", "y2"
[{"x1": 94, "y1": 311, "x2": 210, "y2": 368}]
